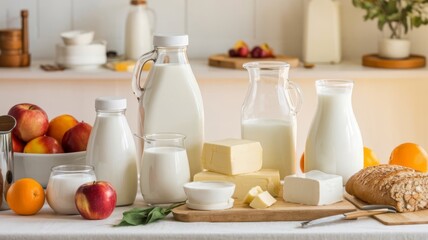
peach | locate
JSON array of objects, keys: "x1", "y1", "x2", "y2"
[
  {"x1": 46, "y1": 114, "x2": 79, "y2": 144},
  {"x1": 8, "y1": 103, "x2": 49, "y2": 142},
  {"x1": 62, "y1": 122, "x2": 92, "y2": 152},
  {"x1": 23, "y1": 136, "x2": 64, "y2": 154}
]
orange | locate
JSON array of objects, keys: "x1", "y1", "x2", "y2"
[
  {"x1": 6, "y1": 178, "x2": 45, "y2": 215},
  {"x1": 364, "y1": 147, "x2": 380, "y2": 168},
  {"x1": 389, "y1": 142, "x2": 428, "y2": 172},
  {"x1": 46, "y1": 114, "x2": 78, "y2": 144},
  {"x1": 299, "y1": 146, "x2": 380, "y2": 172}
]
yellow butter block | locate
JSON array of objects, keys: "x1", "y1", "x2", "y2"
[
  {"x1": 202, "y1": 139, "x2": 262, "y2": 175},
  {"x1": 193, "y1": 169, "x2": 280, "y2": 199},
  {"x1": 249, "y1": 191, "x2": 277, "y2": 209}
]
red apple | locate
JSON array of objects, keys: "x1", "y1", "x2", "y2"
[
  {"x1": 62, "y1": 122, "x2": 92, "y2": 152},
  {"x1": 237, "y1": 46, "x2": 249, "y2": 58},
  {"x1": 8, "y1": 103, "x2": 49, "y2": 142},
  {"x1": 12, "y1": 134, "x2": 25, "y2": 153},
  {"x1": 23, "y1": 136, "x2": 64, "y2": 154},
  {"x1": 75, "y1": 181, "x2": 117, "y2": 220}
]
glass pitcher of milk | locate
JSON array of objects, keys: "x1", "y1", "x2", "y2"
[
  {"x1": 305, "y1": 79, "x2": 363, "y2": 184},
  {"x1": 132, "y1": 35, "x2": 204, "y2": 179},
  {"x1": 241, "y1": 61, "x2": 302, "y2": 179}
]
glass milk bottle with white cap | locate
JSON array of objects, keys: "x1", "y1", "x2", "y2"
[
  {"x1": 86, "y1": 96, "x2": 138, "y2": 206},
  {"x1": 132, "y1": 35, "x2": 204, "y2": 178}
]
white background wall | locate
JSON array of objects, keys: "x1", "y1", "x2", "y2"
[{"x1": 1, "y1": 0, "x2": 428, "y2": 60}]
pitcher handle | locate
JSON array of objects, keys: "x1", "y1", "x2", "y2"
[
  {"x1": 132, "y1": 49, "x2": 157, "y2": 100},
  {"x1": 285, "y1": 81, "x2": 303, "y2": 115}
]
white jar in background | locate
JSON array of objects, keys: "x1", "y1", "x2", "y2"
[
  {"x1": 305, "y1": 80, "x2": 363, "y2": 184},
  {"x1": 125, "y1": 0, "x2": 153, "y2": 60},
  {"x1": 86, "y1": 97, "x2": 138, "y2": 206},
  {"x1": 46, "y1": 165, "x2": 96, "y2": 215}
]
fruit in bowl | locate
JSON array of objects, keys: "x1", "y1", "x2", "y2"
[
  {"x1": 8, "y1": 103, "x2": 49, "y2": 142},
  {"x1": 14, "y1": 151, "x2": 87, "y2": 188}
]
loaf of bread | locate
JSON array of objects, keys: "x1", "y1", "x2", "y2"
[{"x1": 346, "y1": 164, "x2": 428, "y2": 212}]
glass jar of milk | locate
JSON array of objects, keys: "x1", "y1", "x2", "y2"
[
  {"x1": 86, "y1": 97, "x2": 138, "y2": 206},
  {"x1": 241, "y1": 62, "x2": 302, "y2": 179},
  {"x1": 305, "y1": 80, "x2": 363, "y2": 184},
  {"x1": 46, "y1": 165, "x2": 96, "y2": 215},
  {"x1": 140, "y1": 133, "x2": 190, "y2": 205},
  {"x1": 132, "y1": 35, "x2": 204, "y2": 179}
]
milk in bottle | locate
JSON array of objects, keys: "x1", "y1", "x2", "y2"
[{"x1": 132, "y1": 35, "x2": 204, "y2": 178}]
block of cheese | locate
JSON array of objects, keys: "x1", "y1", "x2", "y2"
[
  {"x1": 201, "y1": 139, "x2": 262, "y2": 175},
  {"x1": 249, "y1": 191, "x2": 277, "y2": 209},
  {"x1": 283, "y1": 170, "x2": 343, "y2": 206},
  {"x1": 194, "y1": 169, "x2": 280, "y2": 199},
  {"x1": 243, "y1": 186, "x2": 264, "y2": 204}
]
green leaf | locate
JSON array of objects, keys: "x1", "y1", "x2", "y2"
[{"x1": 114, "y1": 201, "x2": 185, "y2": 227}]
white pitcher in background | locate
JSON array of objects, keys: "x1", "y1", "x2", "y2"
[
  {"x1": 305, "y1": 79, "x2": 363, "y2": 184},
  {"x1": 132, "y1": 35, "x2": 204, "y2": 179},
  {"x1": 241, "y1": 61, "x2": 302, "y2": 179}
]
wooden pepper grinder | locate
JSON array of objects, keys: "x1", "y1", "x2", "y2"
[{"x1": 20, "y1": 10, "x2": 30, "y2": 67}]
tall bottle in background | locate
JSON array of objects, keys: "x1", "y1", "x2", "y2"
[
  {"x1": 132, "y1": 35, "x2": 204, "y2": 178},
  {"x1": 241, "y1": 62, "x2": 302, "y2": 179},
  {"x1": 125, "y1": 0, "x2": 154, "y2": 60},
  {"x1": 86, "y1": 97, "x2": 138, "y2": 206}
]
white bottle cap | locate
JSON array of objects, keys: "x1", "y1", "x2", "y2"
[
  {"x1": 153, "y1": 35, "x2": 188, "y2": 47},
  {"x1": 95, "y1": 96, "x2": 127, "y2": 110}
]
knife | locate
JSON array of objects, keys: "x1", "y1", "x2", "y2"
[{"x1": 301, "y1": 208, "x2": 396, "y2": 228}]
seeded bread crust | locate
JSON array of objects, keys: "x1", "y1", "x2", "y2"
[{"x1": 346, "y1": 164, "x2": 428, "y2": 212}]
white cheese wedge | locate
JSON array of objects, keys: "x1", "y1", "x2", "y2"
[
  {"x1": 283, "y1": 170, "x2": 343, "y2": 206},
  {"x1": 201, "y1": 139, "x2": 262, "y2": 175},
  {"x1": 249, "y1": 191, "x2": 277, "y2": 209},
  {"x1": 243, "y1": 186, "x2": 264, "y2": 204},
  {"x1": 193, "y1": 169, "x2": 280, "y2": 199}
]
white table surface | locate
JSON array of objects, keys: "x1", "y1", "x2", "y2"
[{"x1": 1, "y1": 194, "x2": 428, "y2": 240}]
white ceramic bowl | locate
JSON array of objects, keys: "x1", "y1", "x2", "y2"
[
  {"x1": 55, "y1": 42, "x2": 107, "y2": 69},
  {"x1": 14, "y1": 151, "x2": 87, "y2": 188},
  {"x1": 61, "y1": 30, "x2": 94, "y2": 45},
  {"x1": 183, "y1": 181, "x2": 235, "y2": 205}
]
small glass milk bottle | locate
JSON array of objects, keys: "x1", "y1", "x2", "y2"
[{"x1": 86, "y1": 97, "x2": 138, "y2": 206}]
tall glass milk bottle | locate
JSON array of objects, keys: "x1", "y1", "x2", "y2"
[
  {"x1": 124, "y1": 0, "x2": 154, "y2": 60},
  {"x1": 241, "y1": 62, "x2": 302, "y2": 179},
  {"x1": 132, "y1": 35, "x2": 204, "y2": 178},
  {"x1": 305, "y1": 79, "x2": 363, "y2": 184},
  {"x1": 86, "y1": 97, "x2": 138, "y2": 206}
]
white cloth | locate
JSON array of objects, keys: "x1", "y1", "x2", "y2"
[{"x1": 1, "y1": 196, "x2": 428, "y2": 240}]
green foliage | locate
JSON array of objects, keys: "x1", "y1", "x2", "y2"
[{"x1": 352, "y1": 0, "x2": 428, "y2": 38}]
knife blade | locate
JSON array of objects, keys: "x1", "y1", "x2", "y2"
[{"x1": 301, "y1": 208, "x2": 395, "y2": 228}]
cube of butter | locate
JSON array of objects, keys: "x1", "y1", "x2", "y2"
[
  {"x1": 243, "y1": 186, "x2": 264, "y2": 204},
  {"x1": 283, "y1": 170, "x2": 343, "y2": 206},
  {"x1": 249, "y1": 191, "x2": 277, "y2": 209},
  {"x1": 201, "y1": 139, "x2": 262, "y2": 175},
  {"x1": 193, "y1": 169, "x2": 280, "y2": 199}
]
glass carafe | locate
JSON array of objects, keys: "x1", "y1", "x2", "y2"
[
  {"x1": 132, "y1": 35, "x2": 204, "y2": 179},
  {"x1": 241, "y1": 61, "x2": 302, "y2": 179},
  {"x1": 305, "y1": 79, "x2": 363, "y2": 184}
]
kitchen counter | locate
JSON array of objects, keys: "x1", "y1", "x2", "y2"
[{"x1": 1, "y1": 195, "x2": 428, "y2": 240}]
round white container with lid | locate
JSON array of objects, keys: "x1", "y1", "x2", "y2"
[{"x1": 86, "y1": 96, "x2": 138, "y2": 206}]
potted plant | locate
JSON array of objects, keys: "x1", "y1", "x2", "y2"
[{"x1": 352, "y1": 0, "x2": 428, "y2": 59}]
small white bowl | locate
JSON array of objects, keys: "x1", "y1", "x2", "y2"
[
  {"x1": 61, "y1": 30, "x2": 94, "y2": 45},
  {"x1": 183, "y1": 181, "x2": 235, "y2": 205},
  {"x1": 14, "y1": 151, "x2": 87, "y2": 188}
]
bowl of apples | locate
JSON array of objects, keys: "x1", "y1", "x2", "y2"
[{"x1": 9, "y1": 103, "x2": 92, "y2": 187}]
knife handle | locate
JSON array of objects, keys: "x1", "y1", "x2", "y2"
[{"x1": 344, "y1": 208, "x2": 391, "y2": 220}]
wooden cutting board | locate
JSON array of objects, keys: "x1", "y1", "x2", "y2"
[
  {"x1": 172, "y1": 198, "x2": 355, "y2": 222},
  {"x1": 208, "y1": 54, "x2": 300, "y2": 69},
  {"x1": 345, "y1": 193, "x2": 428, "y2": 225},
  {"x1": 362, "y1": 54, "x2": 426, "y2": 69}
]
